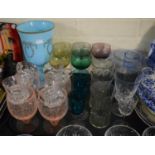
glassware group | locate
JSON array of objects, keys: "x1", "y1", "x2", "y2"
[{"x1": 1, "y1": 19, "x2": 150, "y2": 136}]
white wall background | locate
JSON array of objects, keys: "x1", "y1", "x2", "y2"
[{"x1": 1, "y1": 18, "x2": 155, "y2": 52}]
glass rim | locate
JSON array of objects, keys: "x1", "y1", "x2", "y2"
[
  {"x1": 142, "y1": 126, "x2": 155, "y2": 136},
  {"x1": 53, "y1": 42, "x2": 72, "y2": 52},
  {"x1": 53, "y1": 42, "x2": 72, "y2": 46},
  {"x1": 17, "y1": 20, "x2": 55, "y2": 34},
  {"x1": 112, "y1": 49, "x2": 142, "y2": 62},
  {"x1": 72, "y1": 42, "x2": 92, "y2": 49},
  {"x1": 92, "y1": 42, "x2": 111, "y2": 46},
  {"x1": 56, "y1": 124, "x2": 92, "y2": 136},
  {"x1": 16, "y1": 61, "x2": 38, "y2": 72},
  {"x1": 114, "y1": 75, "x2": 140, "y2": 85},
  {"x1": 91, "y1": 42, "x2": 111, "y2": 55},
  {"x1": 104, "y1": 124, "x2": 140, "y2": 136}
]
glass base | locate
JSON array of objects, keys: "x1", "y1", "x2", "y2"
[
  {"x1": 70, "y1": 110, "x2": 89, "y2": 121},
  {"x1": 112, "y1": 99, "x2": 124, "y2": 117},
  {"x1": 118, "y1": 97, "x2": 138, "y2": 116},
  {"x1": 9, "y1": 116, "x2": 39, "y2": 134},
  {"x1": 89, "y1": 112, "x2": 110, "y2": 129}
]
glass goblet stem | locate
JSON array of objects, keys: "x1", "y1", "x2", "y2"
[
  {"x1": 22, "y1": 119, "x2": 31, "y2": 124},
  {"x1": 36, "y1": 65, "x2": 45, "y2": 86},
  {"x1": 49, "y1": 120, "x2": 60, "y2": 127}
]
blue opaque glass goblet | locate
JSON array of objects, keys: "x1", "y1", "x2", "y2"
[{"x1": 17, "y1": 20, "x2": 54, "y2": 85}]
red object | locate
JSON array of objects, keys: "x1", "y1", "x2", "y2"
[{"x1": 0, "y1": 23, "x2": 23, "y2": 62}]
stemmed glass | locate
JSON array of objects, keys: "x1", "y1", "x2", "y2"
[
  {"x1": 56, "y1": 124, "x2": 92, "y2": 136},
  {"x1": 2, "y1": 76, "x2": 38, "y2": 133},
  {"x1": 112, "y1": 50, "x2": 143, "y2": 116},
  {"x1": 43, "y1": 67, "x2": 71, "y2": 134},
  {"x1": 47, "y1": 42, "x2": 72, "y2": 95},
  {"x1": 71, "y1": 42, "x2": 91, "y2": 70},
  {"x1": 38, "y1": 84, "x2": 68, "y2": 134},
  {"x1": 17, "y1": 20, "x2": 54, "y2": 85},
  {"x1": 49, "y1": 42, "x2": 71, "y2": 69},
  {"x1": 70, "y1": 42, "x2": 91, "y2": 120},
  {"x1": 114, "y1": 77, "x2": 139, "y2": 116},
  {"x1": 91, "y1": 42, "x2": 113, "y2": 85}
]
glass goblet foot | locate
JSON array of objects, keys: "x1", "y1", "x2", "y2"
[
  {"x1": 43, "y1": 119, "x2": 67, "y2": 135},
  {"x1": 9, "y1": 115, "x2": 39, "y2": 134},
  {"x1": 118, "y1": 96, "x2": 138, "y2": 116},
  {"x1": 70, "y1": 110, "x2": 89, "y2": 121},
  {"x1": 111, "y1": 98, "x2": 123, "y2": 117}
]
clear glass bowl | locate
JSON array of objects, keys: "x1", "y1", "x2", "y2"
[
  {"x1": 56, "y1": 124, "x2": 92, "y2": 136},
  {"x1": 105, "y1": 125, "x2": 140, "y2": 136}
]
